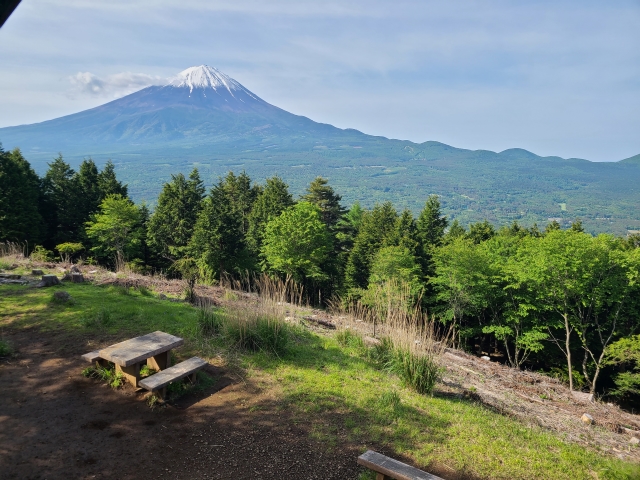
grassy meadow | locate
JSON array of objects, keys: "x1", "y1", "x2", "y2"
[{"x1": 1, "y1": 281, "x2": 639, "y2": 480}]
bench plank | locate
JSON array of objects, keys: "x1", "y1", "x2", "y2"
[
  {"x1": 357, "y1": 451, "x2": 443, "y2": 480},
  {"x1": 81, "y1": 350, "x2": 101, "y2": 363},
  {"x1": 139, "y1": 357, "x2": 207, "y2": 392},
  {"x1": 98, "y1": 331, "x2": 184, "y2": 367}
]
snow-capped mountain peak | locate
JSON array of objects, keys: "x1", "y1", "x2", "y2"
[{"x1": 168, "y1": 65, "x2": 243, "y2": 93}]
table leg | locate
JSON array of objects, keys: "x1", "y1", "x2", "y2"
[
  {"x1": 116, "y1": 363, "x2": 141, "y2": 388},
  {"x1": 147, "y1": 350, "x2": 171, "y2": 371}
]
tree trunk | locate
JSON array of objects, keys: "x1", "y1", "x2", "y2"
[{"x1": 564, "y1": 313, "x2": 573, "y2": 391}]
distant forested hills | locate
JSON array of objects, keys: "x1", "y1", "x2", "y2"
[{"x1": 1, "y1": 65, "x2": 638, "y2": 235}]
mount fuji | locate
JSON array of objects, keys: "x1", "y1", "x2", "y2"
[
  {"x1": 0, "y1": 65, "x2": 639, "y2": 235},
  {"x1": 0, "y1": 65, "x2": 350, "y2": 151}
]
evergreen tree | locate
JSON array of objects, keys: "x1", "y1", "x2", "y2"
[
  {"x1": 189, "y1": 180, "x2": 244, "y2": 281},
  {"x1": 246, "y1": 176, "x2": 294, "y2": 254},
  {"x1": 388, "y1": 209, "x2": 420, "y2": 256},
  {"x1": 344, "y1": 202, "x2": 398, "y2": 290},
  {"x1": 444, "y1": 219, "x2": 466, "y2": 244},
  {"x1": 98, "y1": 160, "x2": 128, "y2": 199},
  {"x1": 220, "y1": 171, "x2": 260, "y2": 236},
  {"x1": 76, "y1": 159, "x2": 102, "y2": 229},
  {"x1": 42, "y1": 155, "x2": 83, "y2": 245},
  {"x1": 0, "y1": 147, "x2": 44, "y2": 244},
  {"x1": 334, "y1": 201, "x2": 364, "y2": 258},
  {"x1": 147, "y1": 169, "x2": 205, "y2": 260},
  {"x1": 528, "y1": 223, "x2": 542, "y2": 238},
  {"x1": 416, "y1": 195, "x2": 448, "y2": 248},
  {"x1": 467, "y1": 220, "x2": 496, "y2": 244},
  {"x1": 571, "y1": 219, "x2": 585, "y2": 233},
  {"x1": 415, "y1": 196, "x2": 447, "y2": 281},
  {"x1": 301, "y1": 177, "x2": 346, "y2": 230},
  {"x1": 545, "y1": 220, "x2": 561, "y2": 234}
]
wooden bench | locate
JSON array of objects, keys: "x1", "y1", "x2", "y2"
[
  {"x1": 81, "y1": 350, "x2": 101, "y2": 363},
  {"x1": 80, "y1": 331, "x2": 184, "y2": 387},
  {"x1": 139, "y1": 356, "x2": 207, "y2": 399},
  {"x1": 358, "y1": 450, "x2": 443, "y2": 480}
]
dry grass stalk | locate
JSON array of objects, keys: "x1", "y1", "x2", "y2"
[
  {"x1": 0, "y1": 242, "x2": 27, "y2": 261},
  {"x1": 329, "y1": 280, "x2": 451, "y2": 394},
  {"x1": 221, "y1": 273, "x2": 306, "y2": 308}
]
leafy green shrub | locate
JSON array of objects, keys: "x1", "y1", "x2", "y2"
[
  {"x1": 82, "y1": 364, "x2": 125, "y2": 389},
  {"x1": 0, "y1": 339, "x2": 12, "y2": 357},
  {"x1": 126, "y1": 259, "x2": 148, "y2": 274},
  {"x1": 56, "y1": 242, "x2": 84, "y2": 263},
  {"x1": 139, "y1": 365, "x2": 157, "y2": 378},
  {"x1": 547, "y1": 367, "x2": 587, "y2": 391},
  {"x1": 605, "y1": 335, "x2": 640, "y2": 399},
  {"x1": 30, "y1": 245, "x2": 54, "y2": 262},
  {"x1": 0, "y1": 259, "x2": 11, "y2": 270},
  {"x1": 197, "y1": 307, "x2": 224, "y2": 336}
]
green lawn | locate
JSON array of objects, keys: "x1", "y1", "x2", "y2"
[{"x1": 1, "y1": 282, "x2": 638, "y2": 480}]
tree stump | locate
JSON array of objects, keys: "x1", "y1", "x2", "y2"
[
  {"x1": 37, "y1": 275, "x2": 60, "y2": 287},
  {"x1": 71, "y1": 273, "x2": 84, "y2": 283},
  {"x1": 32, "y1": 269, "x2": 44, "y2": 275}
]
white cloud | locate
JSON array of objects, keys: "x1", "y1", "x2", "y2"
[{"x1": 68, "y1": 71, "x2": 165, "y2": 98}]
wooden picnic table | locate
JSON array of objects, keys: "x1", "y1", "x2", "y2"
[{"x1": 97, "y1": 331, "x2": 184, "y2": 387}]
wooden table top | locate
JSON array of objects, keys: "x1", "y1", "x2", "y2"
[{"x1": 98, "y1": 331, "x2": 184, "y2": 367}]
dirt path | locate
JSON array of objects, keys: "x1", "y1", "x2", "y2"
[{"x1": 0, "y1": 328, "x2": 363, "y2": 480}]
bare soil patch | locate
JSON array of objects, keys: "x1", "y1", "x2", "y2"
[{"x1": 0, "y1": 328, "x2": 364, "y2": 480}]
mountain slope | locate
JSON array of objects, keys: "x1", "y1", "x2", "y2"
[{"x1": 0, "y1": 65, "x2": 639, "y2": 235}]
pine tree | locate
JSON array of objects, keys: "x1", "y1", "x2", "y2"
[
  {"x1": 388, "y1": 209, "x2": 420, "y2": 254},
  {"x1": 0, "y1": 147, "x2": 44, "y2": 244},
  {"x1": 147, "y1": 169, "x2": 205, "y2": 260},
  {"x1": 467, "y1": 220, "x2": 496, "y2": 244},
  {"x1": 76, "y1": 159, "x2": 102, "y2": 229},
  {"x1": 344, "y1": 202, "x2": 398, "y2": 290},
  {"x1": 98, "y1": 160, "x2": 128, "y2": 199},
  {"x1": 415, "y1": 195, "x2": 447, "y2": 280},
  {"x1": 444, "y1": 219, "x2": 466, "y2": 243},
  {"x1": 571, "y1": 219, "x2": 585, "y2": 233},
  {"x1": 246, "y1": 176, "x2": 294, "y2": 254},
  {"x1": 416, "y1": 195, "x2": 447, "y2": 249},
  {"x1": 220, "y1": 171, "x2": 259, "y2": 236},
  {"x1": 301, "y1": 177, "x2": 346, "y2": 230},
  {"x1": 189, "y1": 180, "x2": 244, "y2": 281},
  {"x1": 42, "y1": 155, "x2": 84, "y2": 245}
]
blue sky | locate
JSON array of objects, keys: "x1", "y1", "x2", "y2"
[{"x1": 1, "y1": 0, "x2": 639, "y2": 161}]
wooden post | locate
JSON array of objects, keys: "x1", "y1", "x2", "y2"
[
  {"x1": 147, "y1": 350, "x2": 171, "y2": 371},
  {"x1": 376, "y1": 474, "x2": 391, "y2": 480},
  {"x1": 116, "y1": 362, "x2": 141, "y2": 388}
]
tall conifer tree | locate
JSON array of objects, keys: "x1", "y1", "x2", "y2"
[
  {"x1": 147, "y1": 169, "x2": 205, "y2": 260},
  {"x1": 0, "y1": 147, "x2": 44, "y2": 244},
  {"x1": 246, "y1": 176, "x2": 294, "y2": 254}
]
